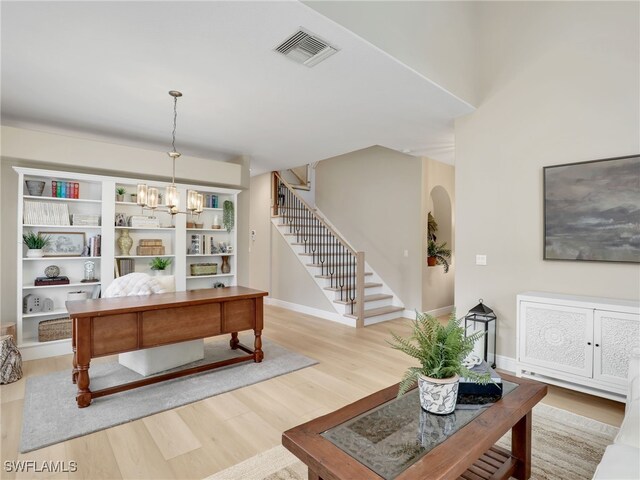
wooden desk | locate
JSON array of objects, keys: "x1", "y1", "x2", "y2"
[{"x1": 66, "y1": 286, "x2": 268, "y2": 408}]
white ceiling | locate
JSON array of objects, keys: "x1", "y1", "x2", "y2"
[{"x1": 1, "y1": 1, "x2": 473, "y2": 175}]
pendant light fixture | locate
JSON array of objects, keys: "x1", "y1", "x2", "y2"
[{"x1": 137, "y1": 90, "x2": 205, "y2": 217}]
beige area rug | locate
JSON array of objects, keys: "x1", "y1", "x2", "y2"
[{"x1": 205, "y1": 403, "x2": 618, "y2": 480}]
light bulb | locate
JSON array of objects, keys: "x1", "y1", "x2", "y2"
[{"x1": 137, "y1": 184, "x2": 148, "y2": 206}]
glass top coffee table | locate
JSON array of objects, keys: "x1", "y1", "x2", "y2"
[{"x1": 282, "y1": 372, "x2": 547, "y2": 480}]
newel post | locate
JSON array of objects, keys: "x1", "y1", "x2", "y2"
[{"x1": 356, "y1": 251, "x2": 365, "y2": 328}]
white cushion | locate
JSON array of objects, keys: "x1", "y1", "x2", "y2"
[
  {"x1": 103, "y1": 272, "x2": 166, "y2": 297},
  {"x1": 616, "y1": 400, "x2": 640, "y2": 449},
  {"x1": 593, "y1": 444, "x2": 640, "y2": 479}
]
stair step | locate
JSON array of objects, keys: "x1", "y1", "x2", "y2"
[
  {"x1": 315, "y1": 273, "x2": 372, "y2": 279},
  {"x1": 344, "y1": 305, "x2": 404, "y2": 320},
  {"x1": 324, "y1": 282, "x2": 381, "y2": 292},
  {"x1": 334, "y1": 294, "x2": 393, "y2": 305}
]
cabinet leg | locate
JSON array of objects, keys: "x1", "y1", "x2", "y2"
[
  {"x1": 230, "y1": 332, "x2": 239, "y2": 350},
  {"x1": 254, "y1": 329, "x2": 263, "y2": 363}
]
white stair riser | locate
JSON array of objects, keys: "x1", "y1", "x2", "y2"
[
  {"x1": 364, "y1": 310, "x2": 406, "y2": 325},
  {"x1": 333, "y1": 298, "x2": 395, "y2": 315}
]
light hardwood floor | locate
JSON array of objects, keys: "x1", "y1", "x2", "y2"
[{"x1": 0, "y1": 306, "x2": 626, "y2": 479}]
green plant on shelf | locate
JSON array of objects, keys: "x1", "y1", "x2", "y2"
[
  {"x1": 22, "y1": 231, "x2": 51, "y2": 249},
  {"x1": 116, "y1": 187, "x2": 127, "y2": 195},
  {"x1": 150, "y1": 257, "x2": 172, "y2": 270}
]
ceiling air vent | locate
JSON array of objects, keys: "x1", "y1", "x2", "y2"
[{"x1": 275, "y1": 28, "x2": 338, "y2": 67}]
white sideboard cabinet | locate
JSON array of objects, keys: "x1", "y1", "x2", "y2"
[{"x1": 517, "y1": 291, "x2": 640, "y2": 401}]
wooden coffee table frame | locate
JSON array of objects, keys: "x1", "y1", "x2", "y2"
[
  {"x1": 66, "y1": 286, "x2": 267, "y2": 408},
  {"x1": 283, "y1": 373, "x2": 547, "y2": 480}
]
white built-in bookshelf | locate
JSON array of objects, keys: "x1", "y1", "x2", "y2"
[{"x1": 15, "y1": 167, "x2": 240, "y2": 360}]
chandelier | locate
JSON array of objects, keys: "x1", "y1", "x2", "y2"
[{"x1": 136, "y1": 90, "x2": 204, "y2": 217}]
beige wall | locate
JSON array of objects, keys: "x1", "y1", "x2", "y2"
[
  {"x1": 1, "y1": 126, "x2": 241, "y2": 186},
  {"x1": 455, "y1": 1, "x2": 640, "y2": 359},
  {"x1": 249, "y1": 173, "x2": 272, "y2": 292},
  {"x1": 304, "y1": 1, "x2": 479, "y2": 106},
  {"x1": 315, "y1": 146, "x2": 423, "y2": 310},
  {"x1": 1, "y1": 127, "x2": 246, "y2": 324},
  {"x1": 422, "y1": 158, "x2": 455, "y2": 313}
]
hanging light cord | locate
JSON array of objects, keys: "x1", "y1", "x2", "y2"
[{"x1": 171, "y1": 95, "x2": 178, "y2": 182}]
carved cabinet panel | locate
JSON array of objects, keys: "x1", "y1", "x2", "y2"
[
  {"x1": 594, "y1": 310, "x2": 640, "y2": 388},
  {"x1": 519, "y1": 302, "x2": 593, "y2": 377}
]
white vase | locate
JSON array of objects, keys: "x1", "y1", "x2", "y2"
[
  {"x1": 153, "y1": 269, "x2": 166, "y2": 276},
  {"x1": 418, "y1": 374, "x2": 459, "y2": 415},
  {"x1": 26, "y1": 249, "x2": 44, "y2": 258}
]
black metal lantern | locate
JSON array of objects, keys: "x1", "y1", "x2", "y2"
[{"x1": 464, "y1": 299, "x2": 497, "y2": 368}]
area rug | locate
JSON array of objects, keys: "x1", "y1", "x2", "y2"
[
  {"x1": 20, "y1": 336, "x2": 317, "y2": 453},
  {"x1": 205, "y1": 403, "x2": 618, "y2": 480}
]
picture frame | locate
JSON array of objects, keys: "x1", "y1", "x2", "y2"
[
  {"x1": 41, "y1": 232, "x2": 86, "y2": 257},
  {"x1": 543, "y1": 154, "x2": 640, "y2": 263}
]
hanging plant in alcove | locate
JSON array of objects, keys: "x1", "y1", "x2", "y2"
[{"x1": 223, "y1": 200, "x2": 235, "y2": 232}]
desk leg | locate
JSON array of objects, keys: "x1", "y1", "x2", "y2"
[
  {"x1": 75, "y1": 319, "x2": 92, "y2": 408},
  {"x1": 512, "y1": 411, "x2": 532, "y2": 479},
  {"x1": 71, "y1": 318, "x2": 78, "y2": 384},
  {"x1": 230, "y1": 332, "x2": 239, "y2": 350},
  {"x1": 308, "y1": 470, "x2": 323, "y2": 480},
  {"x1": 254, "y1": 329, "x2": 263, "y2": 363}
]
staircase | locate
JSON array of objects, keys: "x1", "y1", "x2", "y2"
[{"x1": 271, "y1": 172, "x2": 404, "y2": 327}]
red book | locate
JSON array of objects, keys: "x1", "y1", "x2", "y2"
[
  {"x1": 51, "y1": 181, "x2": 57, "y2": 197},
  {"x1": 74, "y1": 183, "x2": 79, "y2": 199}
]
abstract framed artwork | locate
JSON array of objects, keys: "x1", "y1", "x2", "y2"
[{"x1": 544, "y1": 154, "x2": 640, "y2": 263}]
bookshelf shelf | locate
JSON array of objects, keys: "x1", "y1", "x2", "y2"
[
  {"x1": 22, "y1": 308, "x2": 69, "y2": 319},
  {"x1": 115, "y1": 226, "x2": 175, "y2": 230},
  {"x1": 186, "y1": 253, "x2": 234, "y2": 257},
  {"x1": 186, "y1": 228, "x2": 227, "y2": 233},
  {"x1": 186, "y1": 273, "x2": 235, "y2": 279},
  {"x1": 23, "y1": 224, "x2": 101, "y2": 229},
  {"x1": 23, "y1": 195, "x2": 101, "y2": 204},
  {"x1": 114, "y1": 255, "x2": 175, "y2": 259},
  {"x1": 23, "y1": 256, "x2": 101, "y2": 261},
  {"x1": 23, "y1": 282, "x2": 102, "y2": 290}
]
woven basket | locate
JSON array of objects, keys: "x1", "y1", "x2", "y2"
[{"x1": 38, "y1": 317, "x2": 72, "y2": 342}]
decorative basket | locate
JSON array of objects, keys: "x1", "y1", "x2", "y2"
[
  {"x1": 25, "y1": 180, "x2": 45, "y2": 196},
  {"x1": 190, "y1": 263, "x2": 218, "y2": 276},
  {"x1": 38, "y1": 317, "x2": 72, "y2": 342}
]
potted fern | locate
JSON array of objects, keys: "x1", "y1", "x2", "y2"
[
  {"x1": 389, "y1": 311, "x2": 488, "y2": 414},
  {"x1": 22, "y1": 232, "x2": 51, "y2": 258},
  {"x1": 427, "y1": 240, "x2": 452, "y2": 272},
  {"x1": 149, "y1": 257, "x2": 172, "y2": 275}
]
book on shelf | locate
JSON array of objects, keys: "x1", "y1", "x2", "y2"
[
  {"x1": 88, "y1": 235, "x2": 101, "y2": 256},
  {"x1": 116, "y1": 258, "x2": 135, "y2": 277},
  {"x1": 51, "y1": 181, "x2": 79, "y2": 199},
  {"x1": 34, "y1": 276, "x2": 70, "y2": 286}
]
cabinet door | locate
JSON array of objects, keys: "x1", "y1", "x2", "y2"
[
  {"x1": 519, "y1": 301, "x2": 593, "y2": 377},
  {"x1": 594, "y1": 310, "x2": 640, "y2": 388}
]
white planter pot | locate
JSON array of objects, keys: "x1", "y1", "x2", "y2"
[
  {"x1": 418, "y1": 374, "x2": 459, "y2": 415},
  {"x1": 26, "y1": 249, "x2": 44, "y2": 258},
  {"x1": 152, "y1": 270, "x2": 167, "y2": 276}
]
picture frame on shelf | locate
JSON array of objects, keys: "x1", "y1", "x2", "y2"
[{"x1": 41, "y1": 232, "x2": 85, "y2": 256}]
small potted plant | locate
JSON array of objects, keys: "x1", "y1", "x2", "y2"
[
  {"x1": 223, "y1": 200, "x2": 234, "y2": 232},
  {"x1": 427, "y1": 240, "x2": 452, "y2": 272},
  {"x1": 149, "y1": 257, "x2": 172, "y2": 275},
  {"x1": 115, "y1": 187, "x2": 127, "y2": 202},
  {"x1": 23, "y1": 232, "x2": 51, "y2": 258},
  {"x1": 389, "y1": 311, "x2": 489, "y2": 414}
]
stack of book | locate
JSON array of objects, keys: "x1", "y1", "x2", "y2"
[
  {"x1": 23, "y1": 201, "x2": 70, "y2": 225},
  {"x1": 34, "y1": 276, "x2": 70, "y2": 286},
  {"x1": 136, "y1": 239, "x2": 165, "y2": 256},
  {"x1": 205, "y1": 194, "x2": 219, "y2": 208}
]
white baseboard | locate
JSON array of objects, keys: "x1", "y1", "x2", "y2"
[
  {"x1": 401, "y1": 305, "x2": 454, "y2": 320},
  {"x1": 495, "y1": 354, "x2": 517, "y2": 374},
  {"x1": 264, "y1": 297, "x2": 356, "y2": 327}
]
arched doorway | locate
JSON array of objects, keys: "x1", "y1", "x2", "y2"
[{"x1": 423, "y1": 185, "x2": 454, "y2": 313}]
